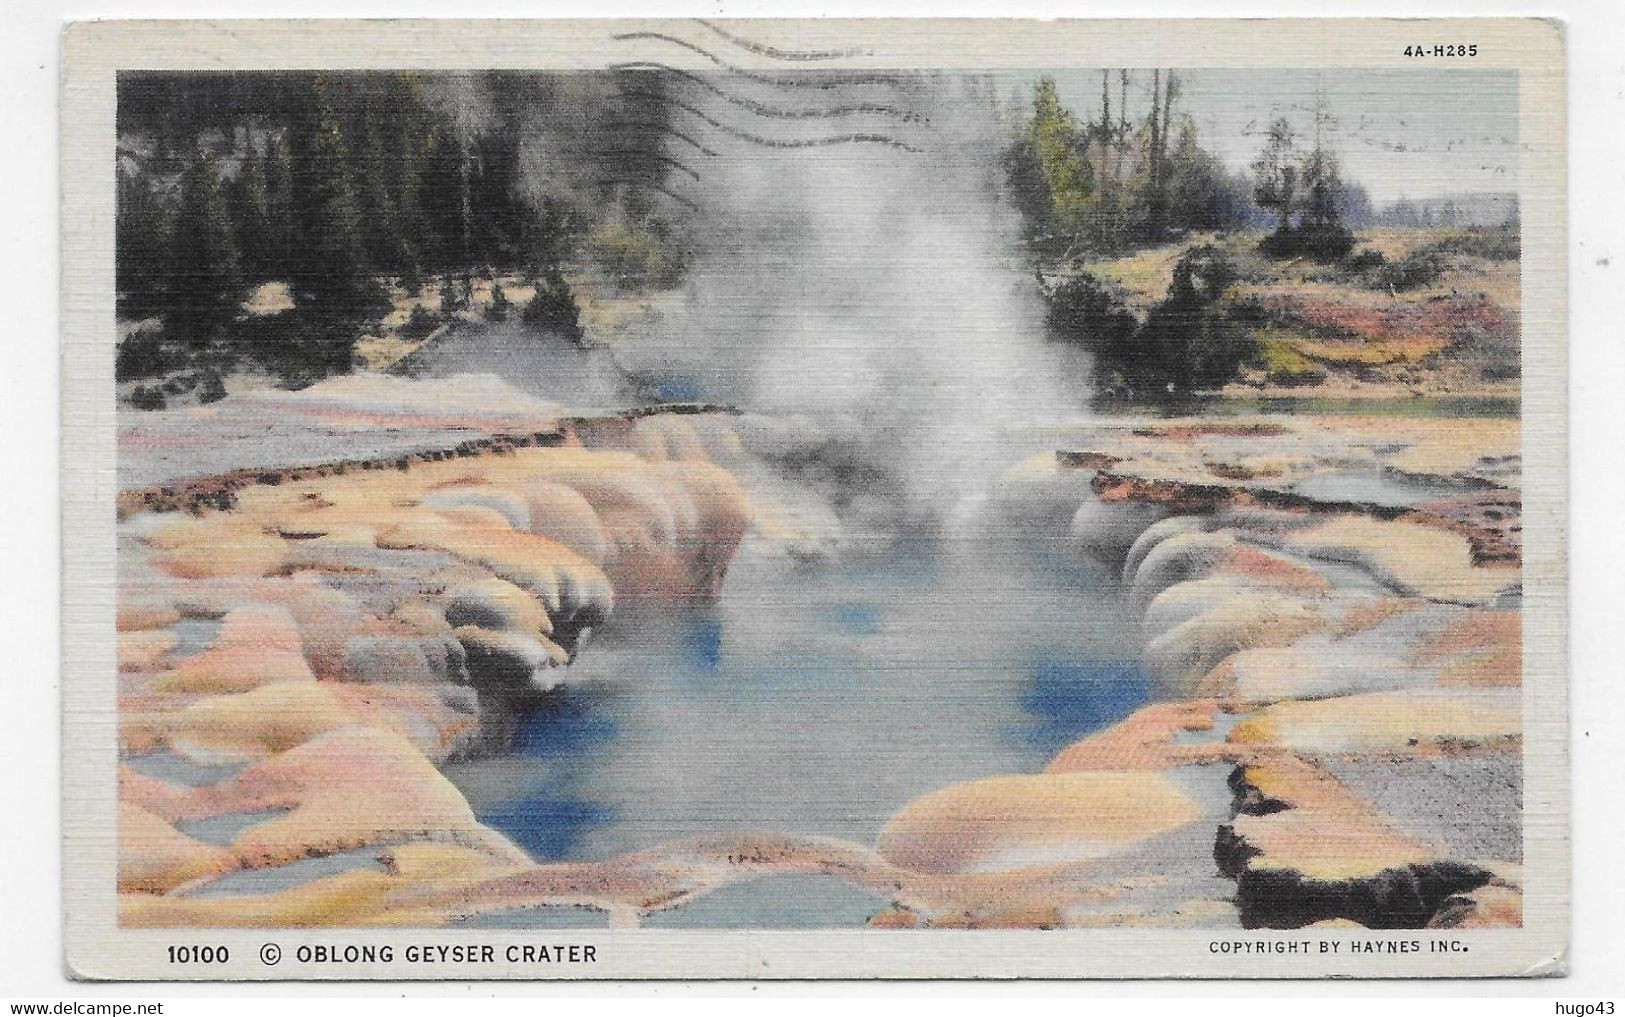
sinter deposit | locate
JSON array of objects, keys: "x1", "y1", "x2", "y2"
[{"x1": 117, "y1": 395, "x2": 1522, "y2": 930}]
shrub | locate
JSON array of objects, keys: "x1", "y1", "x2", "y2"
[
  {"x1": 398, "y1": 306, "x2": 442, "y2": 342},
  {"x1": 1259, "y1": 222, "x2": 1355, "y2": 263},
  {"x1": 523, "y1": 269, "x2": 584, "y2": 343},
  {"x1": 400, "y1": 261, "x2": 424, "y2": 298},
  {"x1": 485, "y1": 282, "x2": 511, "y2": 322},
  {"x1": 115, "y1": 326, "x2": 173, "y2": 382},
  {"x1": 1137, "y1": 311, "x2": 1257, "y2": 393},
  {"x1": 127, "y1": 385, "x2": 167, "y2": 410},
  {"x1": 1044, "y1": 274, "x2": 1138, "y2": 353},
  {"x1": 1167, "y1": 245, "x2": 1237, "y2": 303},
  {"x1": 1373, "y1": 249, "x2": 1447, "y2": 292},
  {"x1": 440, "y1": 274, "x2": 471, "y2": 312},
  {"x1": 1047, "y1": 247, "x2": 1257, "y2": 400},
  {"x1": 1452, "y1": 320, "x2": 1521, "y2": 381},
  {"x1": 231, "y1": 308, "x2": 357, "y2": 384},
  {"x1": 1433, "y1": 225, "x2": 1520, "y2": 262},
  {"x1": 1345, "y1": 248, "x2": 1386, "y2": 272},
  {"x1": 196, "y1": 370, "x2": 228, "y2": 405},
  {"x1": 1133, "y1": 246, "x2": 1257, "y2": 392}
]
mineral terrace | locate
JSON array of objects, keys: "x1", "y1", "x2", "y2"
[{"x1": 114, "y1": 382, "x2": 1523, "y2": 930}]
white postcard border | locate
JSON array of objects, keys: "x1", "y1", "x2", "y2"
[{"x1": 60, "y1": 16, "x2": 1568, "y2": 980}]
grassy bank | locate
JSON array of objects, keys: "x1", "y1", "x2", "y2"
[{"x1": 1078, "y1": 226, "x2": 1520, "y2": 402}]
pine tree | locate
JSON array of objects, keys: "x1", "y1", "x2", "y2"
[
  {"x1": 1025, "y1": 77, "x2": 1095, "y2": 247},
  {"x1": 265, "y1": 132, "x2": 297, "y2": 280},
  {"x1": 232, "y1": 126, "x2": 276, "y2": 283},
  {"x1": 1293, "y1": 142, "x2": 1354, "y2": 260},
  {"x1": 286, "y1": 74, "x2": 385, "y2": 367},
  {"x1": 165, "y1": 147, "x2": 242, "y2": 347},
  {"x1": 522, "y1": 263, "x2": 583, "y2": 343},
  {"x1": 389, "y1": 75, "x2": 431, "y2": 293},
  {"x1": 1167, "y1": 121, "x2": 1225, "y2": 231},
  {"x1": 115, "y1": 162, "x2": 170, "y2": 320},
  {"x1": 1144, "y1": 69, "x2": 1180, "y2": 240},
  {"x1": 356, "y1": 80, "x2": 413, "y2": 279},
  {"x1": 1252, "y1": 117, "x2": 1300, "y2": 234},
  {"x1": 1299, "y1": 144, "x2": 1343, "y2": 228}
]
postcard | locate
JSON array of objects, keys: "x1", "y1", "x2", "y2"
[{"x1": 61, "y1": 16, "x2": 1566, "y2": 979}]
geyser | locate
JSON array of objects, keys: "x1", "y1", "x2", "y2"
[{"x1": 602, "y1": 55, "x2": 1096, "y2": 520}]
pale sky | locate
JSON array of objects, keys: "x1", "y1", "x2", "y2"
[{"x1": 1028, "y1": 67, "x2": 1519, "y2": 205}]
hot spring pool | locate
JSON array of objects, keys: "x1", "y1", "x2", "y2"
[{"x1": 442, "y1": 528, "x2": 1149, "y2": 869}]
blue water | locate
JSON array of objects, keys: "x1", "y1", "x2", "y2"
[
  {"x1": 169, "y1": 617, "x2": 223, "y2": 658},
  {"x1": 654, "y1": 377, "x2": 702, "y2": 402},
  {"x1": 451, "y1": 904, "x2": 612, "y2": 930},
  {"x1": 642, "y1": 873, "x2": 891, "y2": 930},
  {"x1": 1196, "y1": 395, "x2": 1520, "y2": 419},
  {"x1": 443, "y1": 531, "x2": 1149, "y2": 869}
]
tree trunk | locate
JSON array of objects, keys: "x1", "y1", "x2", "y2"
[{"x1": 1148, "y1": 70, "x2": 1163, "y2": 238}]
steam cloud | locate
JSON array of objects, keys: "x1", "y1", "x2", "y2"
[
  {"x1": 602, "y1": 51, "x2": 1095, "y2": 516},
  {"x1": 418, "y1": 30, "x2": 1100, "y2": 524}
]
